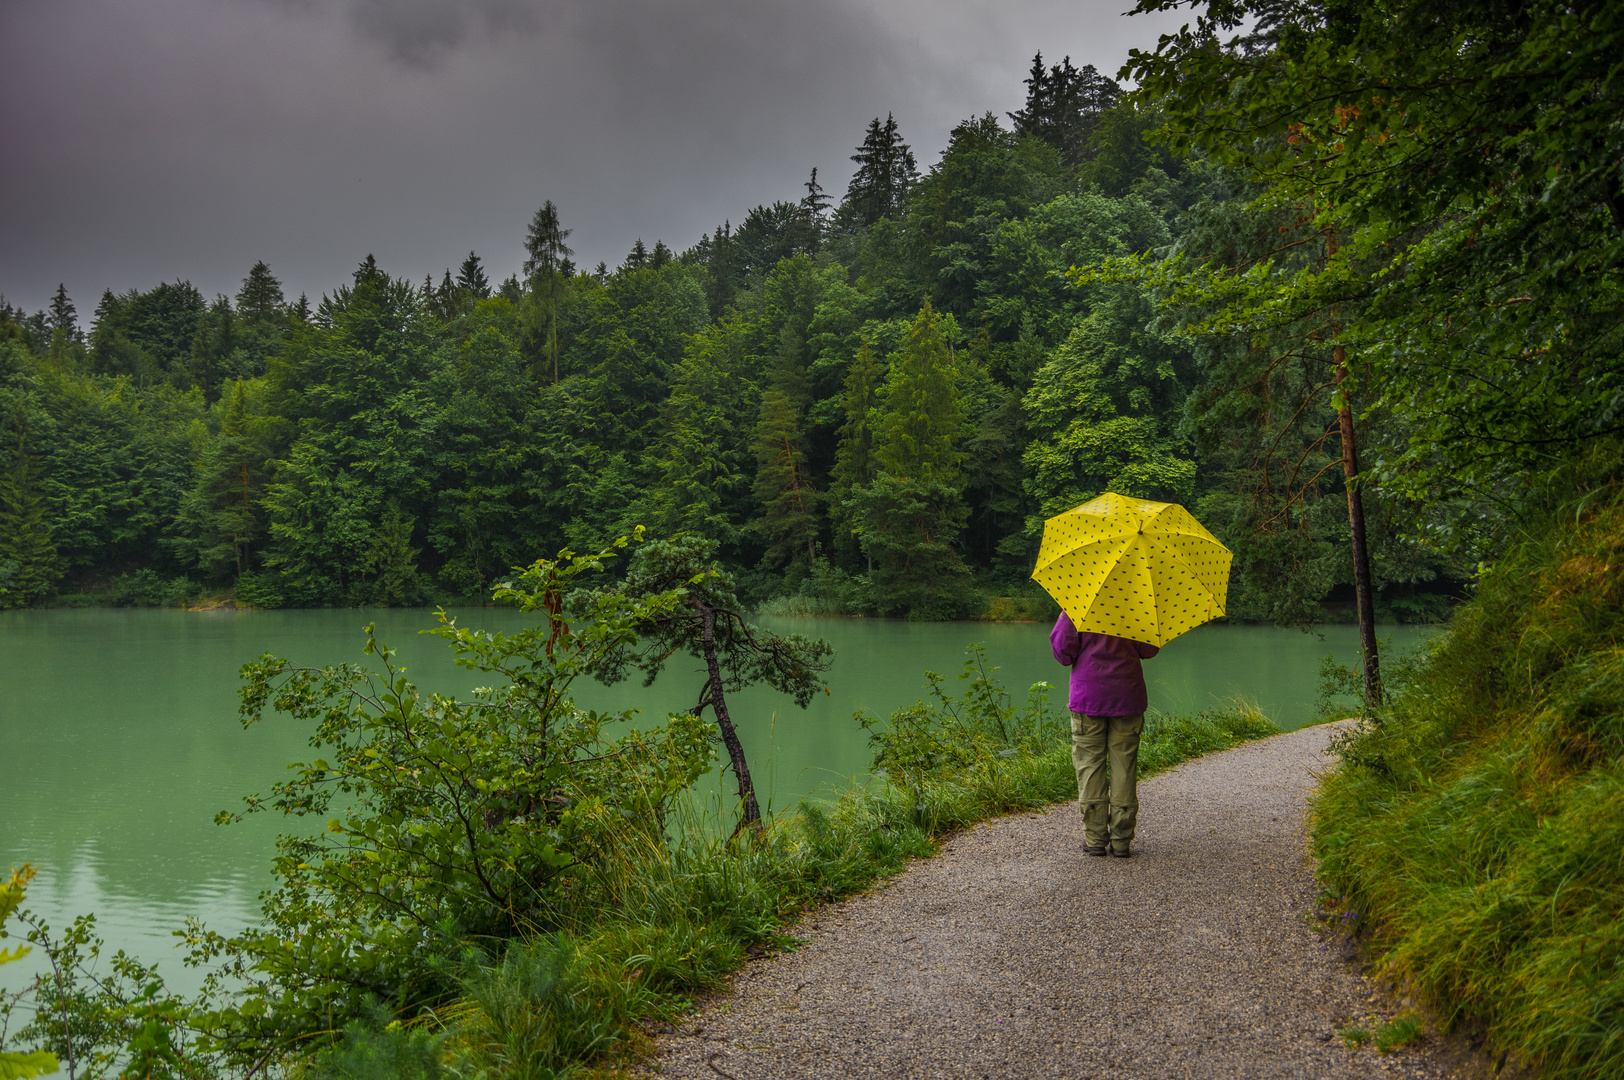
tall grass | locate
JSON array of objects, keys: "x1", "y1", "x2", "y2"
[
  {"x1": 309, "y1": 701, "x2": 1277, "y2": 1078},
  {"x1": 1312, "y1": 471, "x2": 1624, "y2": 1080}
]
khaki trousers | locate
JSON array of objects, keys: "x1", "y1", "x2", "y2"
[{"x1": 1071, "y1": 711, "x2": 1144, "y2": 849}]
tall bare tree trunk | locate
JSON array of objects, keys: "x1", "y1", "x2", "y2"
[{"x1": 1326, "y1": 225, "x2": 1382, "y2": 707}]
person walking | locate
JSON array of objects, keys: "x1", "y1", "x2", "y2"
[{"x1": 1051, "y1": 614, "x2": 1159, "y2": 858}]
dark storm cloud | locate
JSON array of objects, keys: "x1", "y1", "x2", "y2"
[
  {"x1": 340, "y1": 0, "x2": 542, "y2": 68},
  {"x1": 0, "y1": 0, "x2": 1193, "y2": 315}
]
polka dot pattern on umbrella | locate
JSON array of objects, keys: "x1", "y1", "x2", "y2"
[{"x1": 1030, "y1": 492, "x2": 1233, "y2": 647}]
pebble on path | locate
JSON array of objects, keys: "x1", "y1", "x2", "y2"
[{"x1": 643, "y1": 722, "x2": 1463, "y2": 1080}]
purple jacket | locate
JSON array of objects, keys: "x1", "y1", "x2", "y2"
[{"x1": 1050, "y1": 614, "x2": 1159, "y2": 717}]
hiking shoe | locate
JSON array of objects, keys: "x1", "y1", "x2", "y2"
[
  {"x1": 1084, "y1": 844, "x2": 1109, "y2": 857},
  {"x1": 1110, "y1": 845, "x2": 1133, "y2": 858}
]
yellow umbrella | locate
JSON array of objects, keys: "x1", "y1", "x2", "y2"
[{"x1": 1031, "y1": 492, "x2": 1232, "y2": 647}]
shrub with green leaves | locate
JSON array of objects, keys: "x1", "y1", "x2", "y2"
[
  {"x1": 187, "y1": 535, "x2": 717, "y2": 1068},
  {"x1": 858, "y1": 642, "x2": 1067, "y2": 793}
]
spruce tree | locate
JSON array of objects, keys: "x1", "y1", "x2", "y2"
[
  {"x1": 47, "y1": 284, "x2": 77, "y2": 338},
  {"x1": 833, "y1": 341, "x2": 881, "y2": 489},
  {"x1": 172, "y1": 379, "x2": 268, "y2": 579},
  {"x1": 188, "y1": 295, "x2": 237, "y2": 405},
  {"x1": 650, "y1": 240, "x2": 673, "y2": 269},
  {"x1": 653, "y1": 322, "x2": 756, "y2": 547},
  {"x1": 699, "y1": 222, "x2": 742, "y2": 317},
  {"x1": 1008, "y1": 53, "x2": 1120, "y2": 166},
  {"x1": 799, "y1": 167, "x2": 831, "y2": 247},
  {"x1": 236, "y1": 261, "x2": 285, "y2": 323},
  {"x1": 522, "y1": 200, "x2": 574, "y2": 279},
  {"x1": 625, "y1": 238, "x2": 650, "y2": 270},
  {"x1": 873, "y1": 301, "x2": 963, "y2": 484},
  {"x1": 851, "y1": 302, "x2": 971, "y2": 616},
  {"x1": 751, "y1": 324, "x2": 822, "y2": 568},
  {"x1": 845, "y1": 113, "x2": 918, "y2": 226},
  {"x1": 455, "y1": 251, "x2": 491, "y2": 298}
]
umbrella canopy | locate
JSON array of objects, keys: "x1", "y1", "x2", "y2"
[{"x1": 1031, "y1": 492, "x2": 1232, "y2": 647}]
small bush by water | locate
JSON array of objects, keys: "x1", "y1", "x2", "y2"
[{"x1": 1312, "y1": 468, "x2": 1624, "y2": 1080}]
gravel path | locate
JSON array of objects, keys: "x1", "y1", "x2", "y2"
[{"x1": 643, "y1": 722, "x2": 1462, "y2": 1080}]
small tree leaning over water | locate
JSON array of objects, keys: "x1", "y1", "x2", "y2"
[{"x1": 597, "y1": 535, "x2": 834, "y2": 835}]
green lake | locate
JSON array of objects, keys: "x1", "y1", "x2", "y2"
[{"x1": 0, "y1": 607, "x2": 1434, "y2": 993}]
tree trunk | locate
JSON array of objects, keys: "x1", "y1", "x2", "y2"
[
  {"x1": 699, "y1": 604, "x2": 762, "y2": 834},
  {"x1": 1324, "y1": 224, "x2": 1382, "y2": 709},
  {"x1": 1334, "y1": 361, "x2": 1382, "y2": 708}
]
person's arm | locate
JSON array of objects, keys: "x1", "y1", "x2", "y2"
[
  {"x1": 1051, "y1": 614, "x2": 1081, "y2": 665},
  {"x1": 1135, "y1": 641, "x2": 1160, "y2": 660}
]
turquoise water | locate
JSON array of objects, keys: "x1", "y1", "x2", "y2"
[{"x1": 0, "y1": 607, "x2": 1433, "y2": 992}]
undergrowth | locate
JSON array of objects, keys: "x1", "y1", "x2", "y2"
[
  {"x1": 1312, "y1": 460, "x2": 1624, "y2": 1080},
  {"x1": 309, "y1": 654, "x2": 1277, "y2": 1078}
]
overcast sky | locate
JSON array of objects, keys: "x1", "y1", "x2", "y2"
[{"x1": 0, "y1": 0, "x2": 1194, "y2": 317}]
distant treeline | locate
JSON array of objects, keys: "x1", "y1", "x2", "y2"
[{"x1": 0, "y1": 54, "x2": 1460, "y2": 618}]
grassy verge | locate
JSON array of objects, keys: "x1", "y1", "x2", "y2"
[
  {"x1": 312, "y1": 705, "x2": 1277, "y2": 1079},
  {"x1": 1311, "y1": 474, "x2": 1624, "y2": 1080}
]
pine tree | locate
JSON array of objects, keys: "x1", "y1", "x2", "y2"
[
  {"x1": 653, "y1": 322, "x2": 757, "y2": 546},
  {"x1": 1008, "y1": 53, "x2": 1121, "y2": 166},
  {"x1": 522, "y1": 200, "x2": 574, "y2": 279},
  {"x1": 236, "y1": 261, "x2": 285, "y2": 323},
  {"x1": 830, "y1": 339, "x2": 882, "y2": 560},
  {"x1": 873, "y1": 301, "x2": 964, "y2": 484},
  {"x1": 650, "y1": 240, "x2": 673, "y2": 269},
  {"x1": 625, "y1": 238, "x2": 650, "y2": 270},
  {"x1": 456, "y1": 251, "x2": 491, "y2": 298},
  {"x1": 172, "y1": 379, "x2": 268, "y2": 579},
  {"x1": 47, "y1": 284, "x2": 77, "y2": 338},
  {"x1": 751, "y1": 320, "x2": 821, "y2": 568},
  {"x1": 845, "y1": 113, "x2": 918, "y2": 226},
  {"x1": 850, "y1": 303, "x2": 971, "y2": 616},
  {"x1": 292, "y1": 293, "x2": 312, "y2": 323},
  {"x1": 799, "y1": 167, "x2": 832, "y2": 247},
  {"x1": 189, "y1": 295, "x2": 237, "y2": 405}
]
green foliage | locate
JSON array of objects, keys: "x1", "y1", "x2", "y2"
[
  {"x1": 858, "y1": 643, "x2": 1067, "y2": 794},
  {"x1": 103, "y1": 568, "x2": 201, "y2": 608},
  {"x1": 2, "y1": 868, "x2": 201, "y2": 1080},
  {"x1": 190, "y1": 536, "x2": 714, "y2": 1065},
  {"x1": 1312, "y1": 462, "x2": 1624, "y2": 1080},
  {"x1": 0, "y1": 434, "x2": 60, "y2": 609},
  {"x1": 872, "y1": 301, "x2": 964, "y2": 486},
  {"x1": 0, "y1": 868, "x2": 60, "y2": 1080},
  {"x1": 1121, "y1": 0, "x2": 1624, "y2": 534},
  {"x1": 1022, "y1": 287, "x2": 1196, "y2": 529},
  {"x1": 847, "y1": 474, "x2": 972, "y2": 619},
  {"x1": 308, "y1": 1004, "x2": 446, "y2": 1080},
  {"x1": 444, "y1": 936, "x2": 650, "y2": 1078},
  {"x1": 607, "y1": 535, "x2": 834, "y2": 830}
]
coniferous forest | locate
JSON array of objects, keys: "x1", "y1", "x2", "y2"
[{"x1": 0, "y1": 52, "x2": 1463, "y2": 621}]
